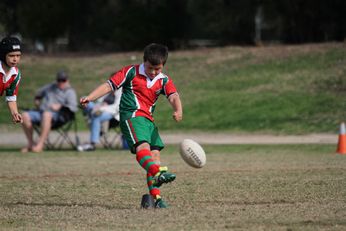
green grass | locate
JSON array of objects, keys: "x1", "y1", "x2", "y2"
[
  {"x1": 1, "y1": 43, "x2": 346, "y2": 133},
  {"x1": 0, "y1": 144, "x2": 345, "y2": 230}
]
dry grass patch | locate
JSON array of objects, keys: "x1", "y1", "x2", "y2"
[{"x1": 0, "y1": 145, "x2": 345, "y2": 230}]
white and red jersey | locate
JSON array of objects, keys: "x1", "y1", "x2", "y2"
[
  {"x1": 0, "y1": 62, "x2": 21, "y2": 102},
  {"x1": 108, "y1": 63, "x2": 177, "y2": 122}
]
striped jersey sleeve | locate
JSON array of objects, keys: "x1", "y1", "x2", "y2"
[
  {"x1": 5, "y1": 70, "x2": 21, "y2": 102},
  {"x1": 162, "y1": 76, "x2": 177, "y2": 98},
  {"x1": 107, "y1": 65, "x2": 136, "y2": 91}
]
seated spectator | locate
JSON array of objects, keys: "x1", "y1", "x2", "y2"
[
  {"x1": 77, "y1": 88, "x2": 122, "y2": 151},
  {"x1": 21, "y1": 70, "x2": 78, "y2": 153}
]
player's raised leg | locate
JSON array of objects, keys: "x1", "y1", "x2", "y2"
[{"x1": 136, "y1": 145, "x2": 176, "y2": 186}]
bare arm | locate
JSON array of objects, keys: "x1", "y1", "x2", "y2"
[
  {"x1": 80, "y1": 82, "x2": 112, "y2": 107},
  {"x1": 7, "y1": 101, "x2": 23, "y2": 123},
  {"x1": 168, "y1": 92, "x2": 183, "y2": 122}
]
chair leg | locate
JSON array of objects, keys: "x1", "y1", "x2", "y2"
[
  {"x1": 100, "y1": 129, "x2": 122, "y2": 149},
  {"x1": 33, "y1": 119, "x2": 78, "y2": 150}
]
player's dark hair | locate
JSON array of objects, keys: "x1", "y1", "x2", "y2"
[{"x1": 143, "y1": 43, "x2": 168, "y2": 65}]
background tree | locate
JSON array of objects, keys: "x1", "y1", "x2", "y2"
[
  {"x1": 0, "y1": 0, "x2": 21, "y2": 35},
  {"x1": 0, "y1": 0, "x2": 345, "y2": 52},
  {"x1": 16, "y1": 0, "x2": 71, "y2": 52}
]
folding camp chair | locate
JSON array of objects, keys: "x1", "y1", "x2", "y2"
[
  {"x1": 100, "y1": 118, "x2": 126, "y2": 149},
  {"x1": 33, "y1": 107, "x2": 80, "y2": 150}
]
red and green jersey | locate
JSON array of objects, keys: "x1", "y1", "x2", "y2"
[
  {"x1": 108, "y1": 64, "x2": 177, "y2": 122},
  {"x1": 0, "y1": 63, "x2": 21, "y2": 102}
]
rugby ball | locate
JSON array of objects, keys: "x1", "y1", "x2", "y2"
[{"x1": 179, "y1": 139, "x2": 206, "y2": 168}]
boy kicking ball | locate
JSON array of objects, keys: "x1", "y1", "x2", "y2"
[{"x1": 80, "y1": 43, "x2": 183, "y2": 208}]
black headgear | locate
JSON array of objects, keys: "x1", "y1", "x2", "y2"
[{"x1": 0, "y1": 37, "x2": 22, "y2": 64}]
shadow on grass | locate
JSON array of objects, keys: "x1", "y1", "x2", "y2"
[
  {"x1": 0, "y1": 146, "x2": 82, "y2": 155},
  {"x1": 0, "y1": 147, "x2": 21, "y2": 152},
  {"x1": 0, "y1": 146, "x2": 123, "y2": 154},
  {"x1": 3, "y1": 201, "x2": 131, "y2": 210},
  {"x1": 0, "y1": 147, "x2": 78, "y2": 153}
]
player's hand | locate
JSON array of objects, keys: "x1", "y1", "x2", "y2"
[
  {"x1": 12, "y1": 112, "x2": 23, "y2": 124},
  {"x1": 80, "y1": 96, "x2": 90, "y2": 108},
  {"x1": 173, "y1": 111, "x2": 182, "y2": 122}
]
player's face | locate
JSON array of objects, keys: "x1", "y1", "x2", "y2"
[
  {"x1": 6, "y1": 51, "x2": 21, "y2": 67},
  {"x1": 144, "y1": 61, "x2": 163, "y2": 79}
]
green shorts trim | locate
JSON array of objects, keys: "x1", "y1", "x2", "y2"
[{"x1": 120, "y1": 116, "x2": 164, "y2": 153}]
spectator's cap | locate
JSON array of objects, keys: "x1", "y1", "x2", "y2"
[
  {"x1": 0, "y1": 36, "x2": 21, "y2": 64},
  {"x1": 56, "y1": 70, "x2": 69, "y2": 82}
]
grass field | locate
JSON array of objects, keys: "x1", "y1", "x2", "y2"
[
  {"x1": 1, "y1": 43, "x2": 346, "y2": 133},
  {"x1": 0, "y1": 144, "x2": 345, "y2": 230}
]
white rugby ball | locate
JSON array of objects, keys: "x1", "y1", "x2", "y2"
[{"x1": 179, "y1": 139, "x2": 206, "y2": 168}]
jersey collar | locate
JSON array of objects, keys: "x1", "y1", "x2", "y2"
[
  {"x1": 139, "y1": 63, "x2": 165, "y2": 88},
  {"x1": 0, "y1": 61, "x2": 18, "y2": 82}
]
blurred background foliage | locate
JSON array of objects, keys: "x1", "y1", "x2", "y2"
[{"x1": 0, "y1": 0, "x2": 345, "y2": 52}]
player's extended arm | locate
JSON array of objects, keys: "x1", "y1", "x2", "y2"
[
  {"x1": 168, "y1": 92, "x2": 183, "y2": 122},
  {"x1": 80, "y1": 82, "x2": 112, "y2": 107},
  {"x1": 7, "y1": 101, "x2": 23, "y2": 123}
]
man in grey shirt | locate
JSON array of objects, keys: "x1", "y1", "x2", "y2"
[{"x1": 21, "y1": 70, "x2": 78, "y2": 153}]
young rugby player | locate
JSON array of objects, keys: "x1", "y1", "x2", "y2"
[
  {"x1": 80, "y1": 43, "x2": 183, "y2": 208},
  {"x1": 0, "y1": 36, "x2": 23, "y2": 123}
]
